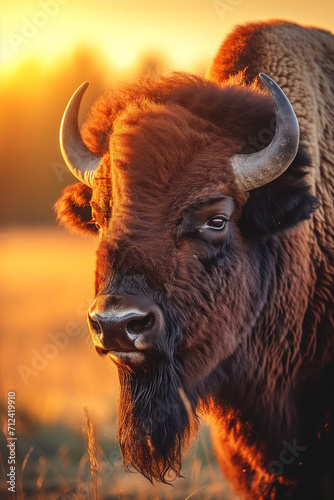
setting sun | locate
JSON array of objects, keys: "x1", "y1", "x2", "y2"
[{"x1": 3, "y1": 0, "x2": 334, "y2": 77}]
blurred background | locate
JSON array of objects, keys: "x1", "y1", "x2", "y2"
[{"x1": 1, "y1": 0, "x2": 333, "y2": 498}]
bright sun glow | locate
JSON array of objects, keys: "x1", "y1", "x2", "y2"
[{"x1": 2, "y1": 0, "x2": 332, "y2": 80}]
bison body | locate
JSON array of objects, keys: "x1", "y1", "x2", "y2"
[{"x1": 56, "y1": 21, "x2": 334, "y2": 499}]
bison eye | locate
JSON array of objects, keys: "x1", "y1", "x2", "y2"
[
  {"x1": 90, "y1": 218, "x2": 101, "y2": 231},
  {"x1": 205, "y1": 216, "x2": 227, "y2": 230}
]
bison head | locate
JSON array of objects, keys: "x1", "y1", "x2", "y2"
[{"x1": 55, "y1": 73, "x2": 317, "y2": 482}]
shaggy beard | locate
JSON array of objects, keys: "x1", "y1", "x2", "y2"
[{"x1": 117, "y1": 359, "x2": 197, "y2": 483}]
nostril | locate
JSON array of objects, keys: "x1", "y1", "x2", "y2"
[
  {"x1": 126, "y1": 313, "x2": 154, "y2": 336},
  {"x1": 89, "y1": 316, "x2": 102, "y2": 335}
]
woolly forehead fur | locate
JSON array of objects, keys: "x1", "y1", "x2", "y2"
[{"x1": 81, "y1": 72, "x2": 275, "y2": 220}]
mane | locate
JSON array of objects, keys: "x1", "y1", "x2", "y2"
[{"x1": 81, "y1": 72, "x2": 274, "y2": 157}]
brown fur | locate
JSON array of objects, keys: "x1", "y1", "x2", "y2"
[{"x1": 55, "y1": 21, "x2": 334, "y2": 499}]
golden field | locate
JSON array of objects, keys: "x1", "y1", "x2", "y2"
[{"x1": 0, "y1": 226, "x2": 237, "y2": 499}]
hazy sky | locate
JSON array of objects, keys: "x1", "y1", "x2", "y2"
[
  {"x1": 2, "y1": 0, "x2": 334, "y2": 227},
  {"x1": 2, "y1": 0, "x2": 334, "y2": 76}
]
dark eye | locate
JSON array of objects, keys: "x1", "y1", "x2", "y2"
[
  {"x1": 90, "y1": 218, "x2": 101, "y2": 231},
  {"x1": 204, "y1": 216, "x2": 227, "y2": 230}
]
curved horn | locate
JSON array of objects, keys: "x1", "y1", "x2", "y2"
[
  {"x1": 60, "y1": 82, "x2": 101, "y2": 187},
  {"x1": 231, "y1": 73, "x2": 300, "y2": 191}
]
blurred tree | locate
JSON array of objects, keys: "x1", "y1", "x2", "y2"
[
  {"x1": 135, "y1": 50, "x2": 170, "y2": 78},
  {"x1": 0, "y1": 46, "x2": 170, "y2": 226},
  {"x1": 0, "y1": 45, "x2": 113, "y2": 226}
]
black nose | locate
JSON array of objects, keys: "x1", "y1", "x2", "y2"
[{"x1": 88, "y1": 294, "x2": 164, "y2": 352}]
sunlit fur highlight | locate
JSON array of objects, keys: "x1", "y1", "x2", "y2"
[{"x1": 54, "y1": 182, "x2": 96, "y2": 235}]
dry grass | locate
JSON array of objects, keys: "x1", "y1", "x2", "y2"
[
  {"x1": 0, "y1": 227, "x2": 238, "y2": 499},
  {"x1": 84, "y1": 408, "x2": 98, "y2": 500}
]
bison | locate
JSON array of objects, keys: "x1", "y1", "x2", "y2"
[{"x1": 55, "y1": 20, "x2": 334, "y2": 499}]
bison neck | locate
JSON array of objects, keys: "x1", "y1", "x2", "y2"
[
  {"x1": 202, "y1": 228, "x2": 334, "y2": 499},
  {"x1": 205, "y1": 361, "x2": 334, "y2": 499}
]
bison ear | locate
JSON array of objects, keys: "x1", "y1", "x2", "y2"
[
  {"x1": 54, "y1": 183, "x2": 98, "y2": 235},
  {"x1": 238, "y1": 147, "x2": 319, "y2": 238}
]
